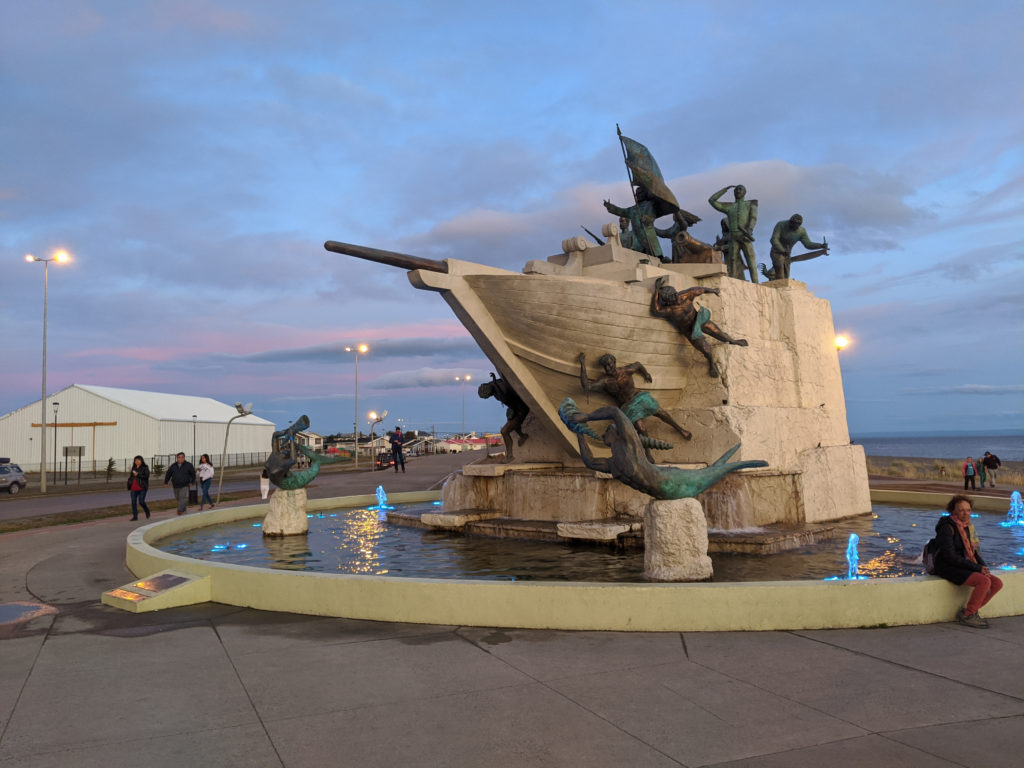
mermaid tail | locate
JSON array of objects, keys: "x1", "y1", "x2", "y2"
[
  {"x1": 655, "y1": 443, "x2": 768, "y2": 499},
  {"x1": 273, "y1": 443, "x2": 352, "y2": 490},
  {"x1": 275, "y1": 461, "x2": 321, "y2": 490},
  {"x1": 558, "y1": 398, "x2": 602, "y2": 440}
]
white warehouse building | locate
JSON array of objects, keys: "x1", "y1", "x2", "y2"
[{"x1": 0, "y1": 385, "x2": 276, "y2": 474}]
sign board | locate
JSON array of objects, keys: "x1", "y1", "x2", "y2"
[
  {"x1": 63, "y1": 446, "x2": 85, "y2": 457},
  {"x1": 102, "y1": 570, "x2": 210, "y2": 613}
]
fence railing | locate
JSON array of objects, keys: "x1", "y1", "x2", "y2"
[{"x1": 14, "y1": 452, "x2": 271, "y2": 479}]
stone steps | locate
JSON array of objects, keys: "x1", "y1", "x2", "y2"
[{"x1": 388, "y1": 506, "x2": 838, "y2": 554}]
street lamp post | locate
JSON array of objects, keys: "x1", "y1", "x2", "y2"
[
  {"x1": 25, "y1": 249, "x2": 69, "y2": 493},
  {"x1": 454, "y1": 375, "x2": 471, "y2": 452},
  {"x1": 52, "y1": 401, "x2": 59, "y2": 486},
  {"x1": 217, "y1": 402, "x2": 253, "y2": 504},
  {"x1": 345, "y1": 344, "x2": 368, "y2": 469},
  {"x1": 368, "y1": 410, "x2": 388, "y2": 470}
]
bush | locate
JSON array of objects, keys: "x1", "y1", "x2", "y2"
[
  {"x1": 105, "y1": 457, "x2": 116, "y2": 482},
  {"x1": 888, "y1": 459, "x2": 910, "y2": 477}
]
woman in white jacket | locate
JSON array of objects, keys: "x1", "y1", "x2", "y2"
[{"x1": 197, "y1": 454, "x2": 215, "y2": 511}]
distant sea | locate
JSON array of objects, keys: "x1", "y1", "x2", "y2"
[{"x1": 853, "y1": 435, "x2": 1024, "y2": 462}]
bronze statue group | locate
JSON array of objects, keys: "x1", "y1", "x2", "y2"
[
  {"x1": 477, "y1": 132, "x2": 844, "y2": 498},
  {"x1": 601, "y1": 130, "x2": 829, "y2": 283}
]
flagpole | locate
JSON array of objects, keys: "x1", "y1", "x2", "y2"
[{"x1": 616, "y1": 124, "x2": 655, "y2": 256}]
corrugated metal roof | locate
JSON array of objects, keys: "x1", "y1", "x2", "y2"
[{"x1": 74, "y1": 385, "x2": 276, "y2": 426}]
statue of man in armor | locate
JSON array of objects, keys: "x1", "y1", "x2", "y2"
[{"x1": 709, "y1": 184, "x2": 758, "y2": 282}]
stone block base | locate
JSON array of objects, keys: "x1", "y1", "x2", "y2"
[
  {"x1": 644, "y1": 498, "x2": 713, "y2": 582},
  {"x1": 556, "y1": 520, "x2": 636, "y2": 541},
  {"x1": 420, "y1": 509, "x2": 502, "y2": 530},
  {"x1": 263, "y1": 488, "x2": 309, "y2": 536}
]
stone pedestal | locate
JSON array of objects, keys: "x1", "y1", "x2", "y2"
[
  {"x1": 262, "y1": 488, "x2": 309, "y2": 537},
  {"x1": 644, "y1": 498, "x2": 713, "y2": 582}
]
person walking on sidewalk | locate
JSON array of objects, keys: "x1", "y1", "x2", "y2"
[
  {"x1": 127, "y1": 455, "x2": 151, "y2": 521},
  {"x1": 390, "y1": 427, "x2": 406, "y2": 473},
  {"x1": 982, "y1": 452, "x2": 1001, "y2": 487},
  {"x1": 197, "y1": 454, "x2": 215, "y2": 511},
  {"x1": 164, "y1": 452, "x2": 196, "y2": 516},
  {"x1": 933, "y1": 495, "x2": 1002, "y2": 628},
  {"x1": 962, "y1": 456, "x2": 978, "y2": 490}
]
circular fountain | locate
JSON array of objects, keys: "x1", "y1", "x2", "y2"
[{"x1": 115, "y1": 487, "x2": 1022, "y2": 631}]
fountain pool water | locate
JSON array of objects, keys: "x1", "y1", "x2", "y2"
[{"x1": 155, "y1": 501, "x2": 1024, "y2": 583}]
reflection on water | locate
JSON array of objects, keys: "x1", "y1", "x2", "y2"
[
  {"x1": 263, "y1": 536, "x2": 315, "y2": 571},
  {"x1": 156, "y1": 503, "x2": 1024, "y2": 583},
  {"x1": 332, "y1": 507, "x2": 389, "y2": 574}
]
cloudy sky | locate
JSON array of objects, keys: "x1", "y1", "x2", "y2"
[{"x1": 2, "y1": 0, "x2": 1021, "y2": 438}]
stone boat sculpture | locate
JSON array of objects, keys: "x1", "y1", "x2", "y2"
[{"x1": 323, "y1": 232, "x2": 870, "y2": 533}]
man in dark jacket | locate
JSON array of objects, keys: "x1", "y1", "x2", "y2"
[
  {"x1": 164, "y1": 452, "x2": 196, "y2": 516},
  {"x1": 389, "y1": 428, "x2": 405, "y2": 473},
  {"x1": 982, "y1": 452, "x2": 1001, "y2": 488}
]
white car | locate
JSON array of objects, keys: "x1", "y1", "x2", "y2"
[{"x1": 0, "y1": 460, "x2": 27, "y2": 495}]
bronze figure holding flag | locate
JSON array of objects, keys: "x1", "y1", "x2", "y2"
[{"x1": 603, "y1": 127, "x2": 699, "y2": 262}]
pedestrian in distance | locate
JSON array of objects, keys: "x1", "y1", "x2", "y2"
[
  {"x1": 197, "y1": 454, "x2": 215, "y2": 511},
  {"x1": 933, "y1": 495, "x2": 1003, "y2": 628},
  {"x1": 260, "y1": 468, "x2": 270, "y2": 500},
  {"x1": 962, "y1": 456, "x2": 978, "y2": 490},
  {"x1": 164, "y1": 452, "x2": 196, "y2": 516},
  {"x1": 976, "y1": 456, "x2": 987, "y2": 489},
  {"x1": 982, "y1": 452, "x2": 1001, "y2": 487},
  {"x1": 390, "y1": 427, "x2": 406, "y2": 473},
  {"x1": 127, "y1": 455, "x2": 151, "y2": 521}
]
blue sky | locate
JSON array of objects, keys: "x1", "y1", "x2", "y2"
[{"x1": 2, "y1": 0, "x2": 1022, "y2": 437}]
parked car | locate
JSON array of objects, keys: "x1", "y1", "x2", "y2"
[{"x1": 0, "y1": 459, "x2": 27, "y2": 495}]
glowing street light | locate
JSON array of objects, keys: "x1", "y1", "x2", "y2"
[
  {"x1": 217, "y1": 401, "x2": 253, "y2": 504},
  {"x1": 25, "y1": 249, "x2": 70, "y2": 493},
  {"x1": 345, "y1": 344, "x2": 369, "y2": 469},
  {"x1": 454, "y1": 374, "x2": 471, "y2": 452}
]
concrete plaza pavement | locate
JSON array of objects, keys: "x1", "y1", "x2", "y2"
[{"x1": 2, "y1": 454, "x2": 1023, "y2": 767}]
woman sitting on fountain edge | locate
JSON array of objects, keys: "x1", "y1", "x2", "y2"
[{"x1": 933, "y1": 495, "x2": 1002, "y2": 628}]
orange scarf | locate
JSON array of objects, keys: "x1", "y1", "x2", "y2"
[{"x1": 952, "y1": 517, "x2": 977, "y2": 563}]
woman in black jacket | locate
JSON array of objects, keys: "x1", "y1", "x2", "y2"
[
  {"x1": 127, "y1": 455, "x2": 151, "y2": 521},
  {"x1": 933, "y1": 495, "x2": 1002, "y2": 628}
]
